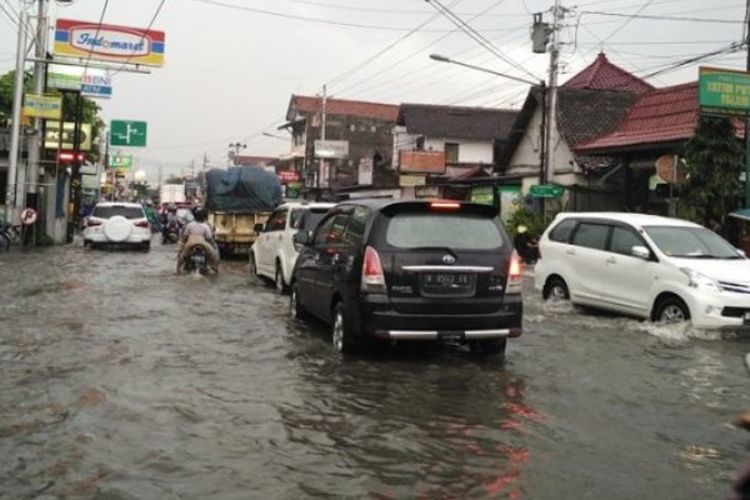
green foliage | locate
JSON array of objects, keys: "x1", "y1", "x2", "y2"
[
  {"x1": 507, "y1": 207, "x2": 546, "y2": 238},
  {"x1": 0, "y1": 70, "x2": 32, "y2": 123},
  {"x1": 683, "y1": 115, "x2": 744, "y2": 225}
]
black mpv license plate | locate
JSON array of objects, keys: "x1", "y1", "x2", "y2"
[{"x1": 422, "y1": 273, "x2": 475, "y2": 296}]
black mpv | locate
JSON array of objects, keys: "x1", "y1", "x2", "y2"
[{"x1": 290, "y1": 199, "x2": 523, "y2": 355}]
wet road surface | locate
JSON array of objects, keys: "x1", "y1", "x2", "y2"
[{"x1": 1, "y1": 241, "x2": 750, "y2": 499}]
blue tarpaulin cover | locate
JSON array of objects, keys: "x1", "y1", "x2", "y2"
[
  {"x1": 730, "y1": 208, "x2": 750, "y2": 222},
  {"x1": 206, "y1": 166, "x2": 282, "y2": 213}
]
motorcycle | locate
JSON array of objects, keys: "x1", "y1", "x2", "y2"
[
  {"x1": 184, "y1": 245, "x2": 209, "y2": 275},
  {"x1": 162, "y1": 220, "x2": 181, "y2": 244}
]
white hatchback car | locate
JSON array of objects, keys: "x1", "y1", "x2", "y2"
[
  {"x1": 250, "y1": 202, "x2": 334, "y2": 292},
  {"x1": 535, "y1": 212, "x2": 750, "y2": 330},
  {"x1": 83, "y1": 202, "x2": 152, "y2": 250}
]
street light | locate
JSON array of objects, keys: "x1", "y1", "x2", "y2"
[
  {"x1": 262, "y1": 132, "x2": 289, "y2": 141},
  {"x1": 429, "y1": 53, "x2": 548, "y2": 186}
]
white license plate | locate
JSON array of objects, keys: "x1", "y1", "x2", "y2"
[{"x1": 744, "y1": 312, "x2": 750, "y2": 324}]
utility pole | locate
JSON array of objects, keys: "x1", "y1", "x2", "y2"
[
  {"x1": 5, "y1": 9, "x2": 28, "y2": 227},
  {"x1": 545, "y1": 0, "x2": 563, "y2": 188},
  {"x1": 745, "y1": 0, "x2": 750, "y2": 208},
  {"x1": 27, "y1": 0, "x2": 48, "y2": 205},
  {"x1": 317, "y1": 84, "x2": 327, "y2": 194}
]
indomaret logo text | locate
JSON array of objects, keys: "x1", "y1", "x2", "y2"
[{"x1": 72, "y1": 28, "x2": 150, "y2": 57}]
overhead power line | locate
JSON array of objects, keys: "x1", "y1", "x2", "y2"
[
  {"x1": 601, "y1": 0, "x2": 656, "y2": 43},
  {"x1": 581, "y1": 9, "x2": 745, "y2": 25},
  {"x1": 111, "y1": 0, "x2": 167, "y2": 75},
  {"x1": 326, "y1": 0, "x2": 463, "y2": 91},
  {"x1": 189, "y1": 0, "x2": 505, "y2": 33},
  {"x1": 276, "y1": 0, "x2": 526, "y2": 17},
  {"x1": 425, "y1": 0, "x2": 541, "y2": 82}
]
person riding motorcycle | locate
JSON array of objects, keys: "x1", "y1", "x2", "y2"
[
  {"x1": 161, "y1": 204, "x2": 183, "y2": 243},
  {"x1": 176, "y1": 207, "x2": 219, "y2": 274}
]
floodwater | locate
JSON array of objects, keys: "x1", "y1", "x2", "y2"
[{"x1": 1, "y1": 242, "x2": 749, "y2": 499}]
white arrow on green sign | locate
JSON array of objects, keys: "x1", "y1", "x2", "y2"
[{"x1": 110, "y1": 120, "x2": 147, "y2": 147}]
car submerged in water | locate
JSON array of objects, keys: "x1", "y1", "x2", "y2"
[
  {"x1": 535, "y1": 212, "x2": 750, "y2": 330},
  {"x1": 290, "y1": 199, "x2": 523, "y2": 355}
]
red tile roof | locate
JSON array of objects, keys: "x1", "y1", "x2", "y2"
[
  {"x1": 288, "y1": 95, "x2": 399, "y2": 122},
  {"x1": 576, "y1": 82, "x2": 699, "y2": 153},
  {"x1": 563, "y1": 53, "x2": 654, "y2": 93}
]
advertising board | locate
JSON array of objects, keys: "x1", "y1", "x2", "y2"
[
  {"x1": 45, "y1": 122, "x2": 93, "y2": 151},
  {"x1": 699, "y1": 66, "x2": 750, "y2": 115},
  {"x1": 54, "y1": 18, "x2": 165, "y2": 67},
  {"x1": 23, "y1": 94, "x2": 62, "y2": 120},
  {"x1": 399, "y1": 150, "x2": 446, "y2": 175}
]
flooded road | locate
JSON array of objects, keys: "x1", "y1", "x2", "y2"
[{"x1": 1, "y1": 242, "x2": 750, "y2": 499}]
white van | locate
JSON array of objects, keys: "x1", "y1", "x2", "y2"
[
  {"x1": 535, "y1": 213, "x2": 750, "y2": 330},
  {"x1": 250, "y1": 202, "x2": 334, "y2": 293}
]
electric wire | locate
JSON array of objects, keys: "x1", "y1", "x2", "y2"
[
  {"x1": 601, "y1": 0, "x2": 655, "y2": 43},
  {"x1": 331, "y1": 0, "x2": 513, "y2": 97},
  {"x1": 580, "y1": 9, "x2": 744, "y2": 24},
  {"x1": 425, "y1": 0, "x2": 541, "y2": 82},
  {"x1": 110, "y1": 0, "x2": 167, "y2": 75}
]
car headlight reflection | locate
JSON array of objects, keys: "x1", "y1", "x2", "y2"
[{"x1": 680, "y1": 268, "x2": 721, "y2": 293}]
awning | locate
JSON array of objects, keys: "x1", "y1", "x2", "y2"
[{"x1": 729, "y1": 208, "x2": 750, "y2": 222}]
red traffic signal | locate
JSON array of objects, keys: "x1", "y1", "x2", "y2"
[{"x1": 58, "y1": 151, "x2": 85, "y2": 163}]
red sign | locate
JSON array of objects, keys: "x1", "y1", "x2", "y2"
[
  {"x1": 277, "y1": 171, "x2": 300, "y2": 184},
  {"x1": 399, "y1": 151, "x2": 446, "y2": 175}
]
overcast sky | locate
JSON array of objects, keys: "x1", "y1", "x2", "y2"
[{"x1": 0, "y1": 0, "x2": 746, "y2": 182}]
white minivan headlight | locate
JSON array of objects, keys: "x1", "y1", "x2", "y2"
[{"x1": 680, "y1": 268, "x2": 721, "y2": 292}]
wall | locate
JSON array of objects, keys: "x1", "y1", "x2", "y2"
[{"x1": 424, "y1": 138, "x2": 494, "y2": 164}]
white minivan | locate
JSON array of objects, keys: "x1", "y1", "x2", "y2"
[
  {"x1": 250, "y1": 202, "x2": 334, "y2": 293},
  {"x1": 535, "y1": 212, "x2": 750, "y2": 330}
]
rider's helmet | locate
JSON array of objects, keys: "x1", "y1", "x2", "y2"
[{"x1": 193, "y1": 207, "x2": 208, "y2": 222}]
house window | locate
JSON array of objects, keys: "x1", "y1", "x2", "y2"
[
  {"x1": 445, "y1": 143, "x2": 459, "y2": 164},
  {"x1": 416, "y1": 136, "x2": 425, "y2": 151}
]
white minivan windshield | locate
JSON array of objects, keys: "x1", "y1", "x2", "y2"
[{"x1": 644, "y1": 225, "x2": 741, "y2": 259}]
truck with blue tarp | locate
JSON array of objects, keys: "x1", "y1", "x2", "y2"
[{"x1": 206, "y1": 166, "x2": 282, "y2": 256}]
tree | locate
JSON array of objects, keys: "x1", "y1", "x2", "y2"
[
  {"x1": 683, "y1": 115, "x2": 744, "y2": 226},
  {"x1": 0, "y1": 69, "x2": 104, "y2": 161}
]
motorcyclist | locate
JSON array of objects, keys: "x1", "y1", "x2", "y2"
[
  {"x1": 161, "y1": 204, "x2": 182, "y2": 243},
  {"x1": 176, "y1": 207, "x2": 219, "y2": 274}
]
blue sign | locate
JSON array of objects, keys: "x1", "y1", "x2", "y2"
[{"x1": 81, "y1": 84, "x2": 112, "y2": 99}]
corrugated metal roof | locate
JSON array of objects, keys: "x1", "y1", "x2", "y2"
[
  {"x1": 287, "y1": 95, "x2": 399, "y2": 122},
  {"x1": 397, "y1": 103, "x2": 518, "y2": 141},
  {"x1": 576, "y1": 82, "x2": 699, "y2": 152},
  {"x1": 563, "y1": 53, "x2": 654, "y2": 94}
]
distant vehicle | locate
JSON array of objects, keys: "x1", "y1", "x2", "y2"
[
  {"x1": 535, "y1": 212, "x2": 750, "y2": 330},
  {"x1": 250, "y1": 202, "x2": 335, "y2": 292},
  {"x1": 290, "y1": 199, "x2": 523, "y2": 355},
  {"x1": 206, "y1": 166, "x2": 282, "y2": 256},
  {"x1": 160, "y1": 184, "x2": 186, "y2": 205},
  {"x1": 83, "y1": 202, "x2": 151, "y2": 250}
]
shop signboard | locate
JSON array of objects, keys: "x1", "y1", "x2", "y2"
[
  {"x1": 109, "y1": 154, "x2": 133, "y2": 169},
  {"x1": 699, "y1": 66, "x2": 750, "y2": 115},
  {"x1": 529, "y1": 184, "x2": 564, "y2": 199},
  {"x1": 23, "y1": 94, "x2": 62, "y2": 120},
  {"x1": 399, "y1": 175, "x2": 427, "y2": 187},
  {"x1": 399, "y1": 150, "x2": 446, "y2": 175},
  {"x1": 470, "y1": 186, "x2": 495, "y2": 206},
  {"x1": 54, "y1": 18, "x2": 165, "y2": 67},
  {"x1": 81, "y1": 73, "x2": 113, "y2": 99},
  {"x1": 314, "y1": 140, "x2": 349, "y2": 159},
  {"x1": 44, "y1": 122, "x2": 93, "y2": 151}
]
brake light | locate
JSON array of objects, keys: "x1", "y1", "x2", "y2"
[
  {"x1": 361, "y1": 246, "x2": 387, "y2": 293},
  {"x1": 506, "y1": 251, "x2": 523, "y2": 295},
  {"x1": 430, "y1": 201, "x2": 461, "y2": 210},
  {"x1": 87, "y1": 219, "x2": 102, "y2": 227},
  {"x1": 134, "y1": 220, "x2": 150, "y2": 228}
]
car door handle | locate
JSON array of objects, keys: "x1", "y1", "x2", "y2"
[
  {"x1": 565, "y1": 249, "x2": 576, "y2": 255},
  {"x1": 606, "y1": 257, "x2": 617, "y2": 264}
]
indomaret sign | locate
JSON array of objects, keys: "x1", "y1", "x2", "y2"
[{"x1": 54, "y1": 18, "x2": 165, "y2": 67}]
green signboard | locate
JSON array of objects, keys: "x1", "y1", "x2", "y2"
[
  {"x1": 110, "y1": 120, "x2": 147, "y2": 147},
  {"x1": 699, "y1": 66, "x2": 750, "y2": 115},
  {"x1": 109, "y1": 154, "x2": 133, "y2": 169},
  {"x1": 470, "y1": 186, "x2": 495, "y2": 206},
  {"x1": 529, "y1": 184, "x2": 564, "y2": 199}
]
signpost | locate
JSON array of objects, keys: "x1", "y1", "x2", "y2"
[
  {"x1": 109, "y1": 154, "x2": 133, "y2": 169},
  {"x1": 699, "y1": 66, "x2": 750, "y2": 208},
  {"x1": 529, "y1": 184, "x2": 564, "y2": 199},
  {"x1": 110, "y1": 120, "x2": 147, "y2": 147}
]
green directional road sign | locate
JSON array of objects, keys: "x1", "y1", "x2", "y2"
[
  {"x1": 109, "y1": 154, "x2": 133, "y2": 169},
  {"x1": 110, "y1": 120, "x2": 147, "y2": 147},
  {"x1": 529, "y1": 184, "x2": 564, "y2": 199}
]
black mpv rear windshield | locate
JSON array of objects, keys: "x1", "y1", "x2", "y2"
[{"x1": 385, "y1": 211, "x2": 505, "y2": 250}]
